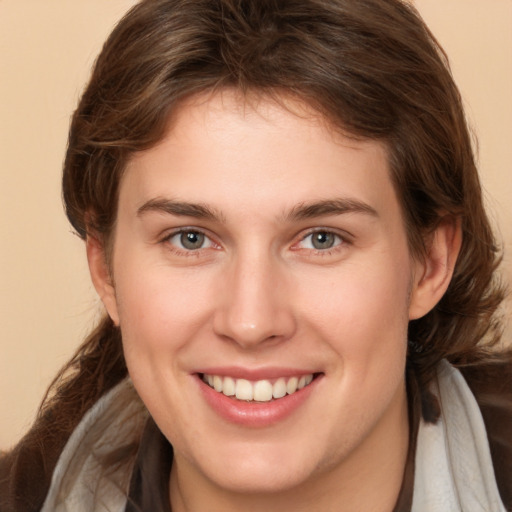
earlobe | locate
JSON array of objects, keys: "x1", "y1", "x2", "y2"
[
  {"x1": 408, "y1": 217, "x2": 462, "y2": 320},
  {"x1": 86, "y1": 234, "x2": 120, "y2": 325}
]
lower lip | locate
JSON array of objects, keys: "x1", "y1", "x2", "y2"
[{"x1": 197, "y1": 375, "x2": 321, "y2": 428}]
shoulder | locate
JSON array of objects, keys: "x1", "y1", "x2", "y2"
[
  {"x1": 0, "y1": 425, "x2": 63, "y2": 512},
  {"x1": 0, "y1": 378, "x2": 147, "y2": 512},
  {"x1": 40, "y1": 378, "x2": 147, "y2": 512},
  {"x1": 460, "y1": 361, "x2": 512, "y2": 509}
]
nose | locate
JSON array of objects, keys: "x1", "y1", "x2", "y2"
[{"x1": 213, "y1": 251, "x2": 296, "y2": 349}]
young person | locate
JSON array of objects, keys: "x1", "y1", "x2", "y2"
[{"x1": 1, "y1": 0, "x2": 511, "y2": 510}]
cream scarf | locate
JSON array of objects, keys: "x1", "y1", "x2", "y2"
[
  {"x1": 412, "y1": 360, "x2": 506, "y2": 511},
  {"x1": 42, "y1": 361, "x2": 506, "y2": 512}
]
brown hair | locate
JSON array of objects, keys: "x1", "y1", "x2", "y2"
[{"x1": 1, "y1": 0, "x2": 508, "y2": 508}]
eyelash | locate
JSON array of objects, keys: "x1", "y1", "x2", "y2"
[{"x1": 160, "y1": 228, "x2": 350, "y2": 257}]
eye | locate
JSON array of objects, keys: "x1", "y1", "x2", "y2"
[
  {"x1": 298, "y1": 230, "x2": 343, "y2": 250},
  {"x1": 167, "y1": 230, "x2": 214, "y2": 251}
]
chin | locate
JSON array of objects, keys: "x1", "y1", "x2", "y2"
[
  {"x1": 195, "y1": 443, "x2": 318, "y2": 495},
  {"x1": 211, "y1": 464, "x2": 311, "y2": 495}
]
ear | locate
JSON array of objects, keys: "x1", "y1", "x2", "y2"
[
  {"x1": 86, "y1": 234, "x2": 120, "y2": 325},
  {"x1": 409, "y1": 217, "x2": 462, "y2": 320}
]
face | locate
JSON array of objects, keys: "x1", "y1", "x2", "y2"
[{"x1": 94, "y1": 91, "x2": 427, "y2": 498}]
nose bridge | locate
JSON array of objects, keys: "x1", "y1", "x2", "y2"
[{"x1": 213, "y1": 243, "x2": 295, "y2": 347}]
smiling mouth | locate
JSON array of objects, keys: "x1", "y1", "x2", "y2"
[{"x1": 201, "y1": 373, "x2": 317, "y2": 402}]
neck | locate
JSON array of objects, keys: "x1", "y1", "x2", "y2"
[{"x1": 170, "y1": 383, "x2": 409, "y2": 512}]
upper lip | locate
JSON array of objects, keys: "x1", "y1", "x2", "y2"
[{"x1": 195, "y1": 366, "x2": 320, "y2": 380}]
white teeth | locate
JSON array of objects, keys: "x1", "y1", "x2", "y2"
[
  {"x1": 273, "y1": 378, "x2": 287, "y2": 399},
  {"x1": 223, "y1": 376, "x2": 235, "y2": 397},
  {"x1": 286, "y1": 376, "x2": 298, "y2": 394},
  {"x1": 254, "y1": 380, "x2": 273, "y2": 402},
  {"x1": 213, "y1": 375, "x2": 223, "y2": 392},
  {"x1": 203, "y1": 373, "x2": 315, "y2": 402},
  {"x1": 235, "y1": 379, "x2": 253, "y2": 400}
]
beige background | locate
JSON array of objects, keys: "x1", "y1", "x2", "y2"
[{"x1": 1, "y1": 1, "x2": 511, "y2": 450}]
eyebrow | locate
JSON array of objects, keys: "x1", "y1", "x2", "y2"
[
  {"x1": 137, "y1": 197, "x2": 378, "y2": 222},
  {"x1": 137, "y1": 198, "x2": 223, "y2": 221},
  {"x1": 286, "y1": 198, "x2": 378, "y2": 221}
]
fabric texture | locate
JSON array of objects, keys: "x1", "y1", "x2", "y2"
[
  {"x1": 38, "y1": 362, "x2": 510, "y2": 512},
  {"x1": 412, "y1": 361, "x2": 506, "y2": 511},
  {"x1": 40, "y1": 381, "x2": 147, "y2": 512}
]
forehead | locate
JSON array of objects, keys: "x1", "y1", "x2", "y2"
[{"x1": 121, "y1": 90, "x2": 400, "y2": 227}]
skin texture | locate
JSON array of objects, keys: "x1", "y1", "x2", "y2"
[{"x1": 87, "y1": 91, "x2": 461, "y2": 512}]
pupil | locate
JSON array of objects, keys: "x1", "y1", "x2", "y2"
[
  {"x1": 181, "y1": 231, "x2": 204, "y2": 249},
  {"x1": 313, "y1": 232, "x2": 334, "y2": 249}
]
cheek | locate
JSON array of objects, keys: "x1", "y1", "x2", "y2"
[
  {"x1": 112, "y1": 267, "x2": 215, "y2": 437},
  {"x1": 299, "y1": 255, "x2": 412, "y2": 373},
  {"x1": 113, "y1": 264, "x2": 217, "y2": 363},
  {"x1": 289, "y1": 260, "x2": 411, "y2": 472},
  {"x1": 304, "y1": 254, "x2": 411, "y2": 327}
]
